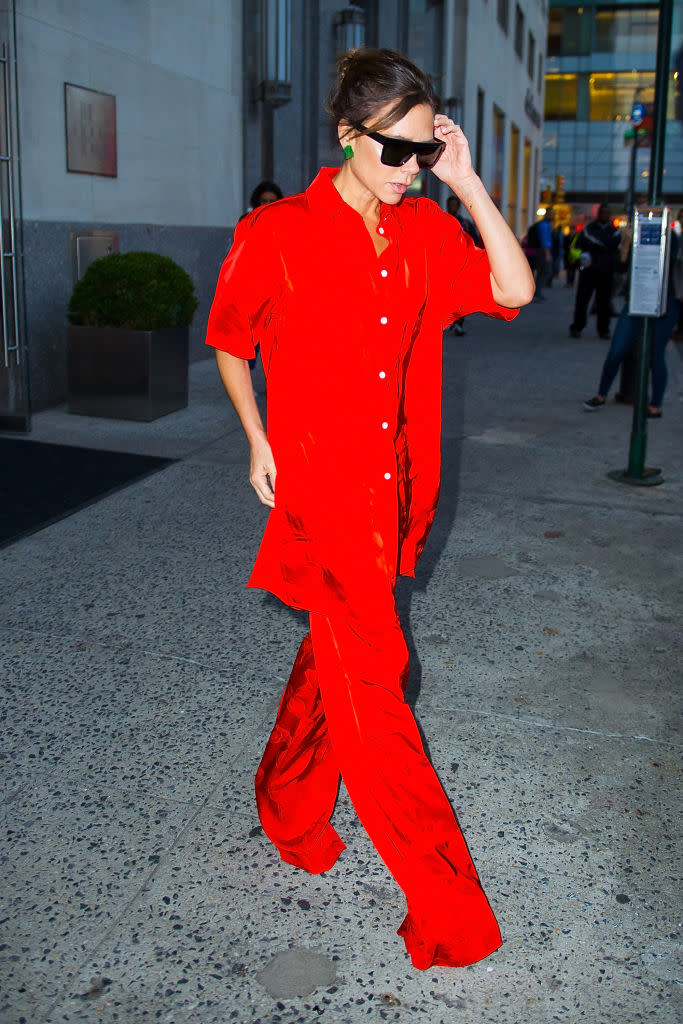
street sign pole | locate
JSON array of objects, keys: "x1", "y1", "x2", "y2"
[
  {"x1": 609, "y1": 0, "x2": 673, "y2": 487},
  {"x1": 626, "y1": 129, "x2": 638, "y2": 218},
  {"x1": 648, "y1": 0, "x2": 673, "y2": 203},
  {"x1": 627, "y1": 320, "x2": 653, "y2": 477}
]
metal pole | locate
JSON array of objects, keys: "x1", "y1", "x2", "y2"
[
  {"x1": 609, "y1": 0, "x2": 673, "y2": 487},
  {"x1": 648, "y1": 0, "x2": 673, "y2": 207},
  {"x1": 0, "y1": 43, "x2": 9, "y2": 368},
  {"x1": 626, "y1": 130, "x2": 637, "y2": 218},
  {"x1": 626, "y1": 318, "x2": 653, "y2": 478}
]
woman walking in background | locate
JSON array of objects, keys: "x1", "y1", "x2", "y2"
[
  {"x1": 239, "y1": 180, "x2": 284, "y2": 385},
  {"x1": 248, "y1": 179, "x2": 283, "y2": 210},
  {"x1": 206, "y1": 49, "x2": 533, "y2": 969},
  {"x1": 583, "y1": 222, "x2": 680, "y2": 417}
]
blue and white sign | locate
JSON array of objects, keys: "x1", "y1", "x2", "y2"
[
  {"x1": 629, "y1": 207, "x2": 672, "y2": 318},
  {"x1": 631, "y1": 102, "x2": 645, "y2": 126}
]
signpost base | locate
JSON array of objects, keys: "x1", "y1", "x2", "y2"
[{"x1": 607, "y1": 466, "x2": 664, "y2": 486}]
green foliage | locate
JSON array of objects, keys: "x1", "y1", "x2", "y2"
[{"x1": 68, "y1": 251, "x2": 198, "y2": 330}]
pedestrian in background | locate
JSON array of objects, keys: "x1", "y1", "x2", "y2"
[
  {"x1": 569, "y1": 202, "x2": 621, "y2": 339},
  {"x1": 525, "y1": 208, "x2": 553, "y2": 302},
  {"x1": 206, "y1": 47, "x2": 533, "y2": 970},
  {"x1": 550, "y1": 222, "x2": 562, "y2": 285},
  {"x1": 445, "y1": 194, "x2": 482, "y2": 335},
  {"x1": 249, "y1": 179, "x2": 283, "y2": 210},
  {"x1": 239, "y1": 181, "x2": 284, "y2": 383},
  {"x1": 446, "y1": 193, "x2": 482, "y2": 245},
  {"x1": 238, "y1": 180, "x2": 284, "y2": 225},
  {"x1": 563, "y1": 226, "x2": 578, "y2": 287},
  {"x1": 583, "y1": 224, "x2": 679, "y2": 417},
  {"x1": 673, "y1": 207, "x2": 683, "y2": 339}
]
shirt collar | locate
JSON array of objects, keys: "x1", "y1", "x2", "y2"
[{"x1": 306, "y1": 167, "x2": 395, "y2": 226}]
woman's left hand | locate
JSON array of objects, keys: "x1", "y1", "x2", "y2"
[{"x1": 431, "y1": 116, "x2": 476, "y2": 190}]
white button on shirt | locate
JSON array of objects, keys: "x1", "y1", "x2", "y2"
[
  {"x1": 381, "y1": 421, "x2": 389, "y2": 430},
  {"x1": 384, "y1": 472, "x2": 392, "y2": 480},
  {"x1": 378, "y1": 227, "x2": 385, "y2": 235},
  {"x1": 379, "y1": 371, "x2": 386, "y2": 379},
  {"x1": 380, "y1": 316, "x2": 388, "y2": 325},
  {"x1": 380, "y1": 269, "x2": 388, "y2": 278}
]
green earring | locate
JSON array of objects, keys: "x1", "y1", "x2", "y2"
[{"x1": 343, "y1": 144, "x2": 354, "y2": 160}]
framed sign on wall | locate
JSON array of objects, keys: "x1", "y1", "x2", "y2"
[{"x1": 64, "y1": 83, "x2": 117, "y2": 177}]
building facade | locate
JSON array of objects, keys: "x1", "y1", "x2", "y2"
[
  {"x1": 1, "y1": 0, "x2": 547, "y2": 421},
  {"x1": 543, "y1": 0, "x2": 683, "y2": 211},
  {"x1": 2, "y1": 0, "x2": 243, "y2": 422},
  {"x1": 447, "y1": 0, "x2": 548, "y2": 236},
  {"x1": 244, "y1": 0, "x2": 547, "y2": 238}
]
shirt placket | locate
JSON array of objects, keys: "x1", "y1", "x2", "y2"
[{"x1": 375, "y1": 211, "x2": 400, "y2": 487}]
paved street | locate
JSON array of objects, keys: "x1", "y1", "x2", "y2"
[{"x1": 1, "y1": 282, "x2": 681, "y2": 1023}]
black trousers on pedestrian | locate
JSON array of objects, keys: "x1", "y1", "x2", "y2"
[{"x1": 571, "y1": 269, "x2": 613, "y2": 336}]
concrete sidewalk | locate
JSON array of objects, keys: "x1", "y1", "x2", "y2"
[{"x1": 1, "y1": 282, "x2": 681, "y2": 1023}]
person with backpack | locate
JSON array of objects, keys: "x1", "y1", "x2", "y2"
[{"x1": 563, "y1": 226, "x2": 578, "y2": 287}]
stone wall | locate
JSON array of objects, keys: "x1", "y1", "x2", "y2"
[{"x1": 16, "y1": 0, "x2": 242, "y2": 408}]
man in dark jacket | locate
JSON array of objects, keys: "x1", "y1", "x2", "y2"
[{"x1": 569, "y1": 203, "x2": 621, "y2": 339}]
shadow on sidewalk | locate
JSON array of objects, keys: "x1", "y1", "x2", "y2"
[{"x1": 400, "y1": 335, "x2": 468, "y2": 713}]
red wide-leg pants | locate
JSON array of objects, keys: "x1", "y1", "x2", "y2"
[{"x1": 254, "y1": 601, "x2": 502, "y2": 969}]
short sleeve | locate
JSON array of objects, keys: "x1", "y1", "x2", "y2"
[
  {"x1": 424, "y1": 201, "x2": 519, "y2": 328},
  {"x1": 205, "y1": 210, "x2": 281, "y2": 359}
]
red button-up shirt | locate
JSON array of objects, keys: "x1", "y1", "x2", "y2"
[{"x1": 206, "y1": 167, "x2": 518, "y2": 623}]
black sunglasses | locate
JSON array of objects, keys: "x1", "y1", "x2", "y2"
[{"x1": 357, "y1": 125, "x2": 445, "y2": 169}]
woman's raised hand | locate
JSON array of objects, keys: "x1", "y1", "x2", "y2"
[
  {"x1": 428, "y1": 117, "x2": 535, "y2": 307},
  {"x1": 250, "y1": 435, "x2": 277, "y2": 508},
  {"x1": 431, "y1": 116, "x2": 476, "y2": 191}
]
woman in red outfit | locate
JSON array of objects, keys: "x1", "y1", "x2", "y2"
[{"x1": 206, "y1": 50, "x2": 534, "y2": 970}]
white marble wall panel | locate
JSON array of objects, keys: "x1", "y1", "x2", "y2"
[
  {"x1": 148, "y1": 0, "x2": 237, "y2": 93},
  {"x1": 16, "y1": 0, "x2": 242, "y2": 227},
  {"x1": 17, "y1": 0, "x2": 151, "y2": 59}
]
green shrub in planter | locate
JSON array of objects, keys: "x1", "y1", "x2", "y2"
[
  {"x1": 68, "y1": 251, "x2": 198, "y2": 329},
  {"x1": 67, "y1": 251, "x2": 198, "y2": 421}
]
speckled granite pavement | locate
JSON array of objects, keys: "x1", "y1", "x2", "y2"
[{"x1": 1, "y1": 284, "x2": 681, "y2": 1023}]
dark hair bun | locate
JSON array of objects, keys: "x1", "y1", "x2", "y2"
[{"x1": 327, "y1": 48, "x2": 439, "y2": 134}]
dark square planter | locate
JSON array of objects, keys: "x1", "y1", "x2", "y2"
[{"x1": 67, "y1": 325, "x2": 189, "y2": 421}]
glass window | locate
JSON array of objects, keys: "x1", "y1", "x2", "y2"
[
  {"x1": 491, "y1": 105, "x2": 505, "y2": 205},
  {"x1": 521, "y1": 138, "x2": 531, "y2": 234},
  {"x1": 497, "y1": 0, "x2": 509, "y2": 35},
  {"x1": 547, "y1": 6, "x2": 591, "y2": 57},
  {"x1": 576, "y1": 73, "x2": 590, "y2": 120},
  {"x1": 545, "y1": 74, "x2": 578, "y2": 121},
  {"x1": 406, "y1": 0, "x2": 444, "y2": 88},
  {"x1": 587, "y1": 70, "x2": 677, "y2": 122},
  {"x1": 527, "y1": 31, "x2": 535, "y2": 79},
  {"x1": 514, "y1": 5, "x2": 524, "y2": 58},
  {"x1": 594, "y1": 5, "x2": 659, "y2": 54},
  {"x1": 507, "y1": 123, "x2": 520, "y2": 229},
  {"x1": 533, "y1": 147, "x2": 539, "y2": 214},
  {"x1": 547, "y1": 8, "x2": 562, "y2": 56}
]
